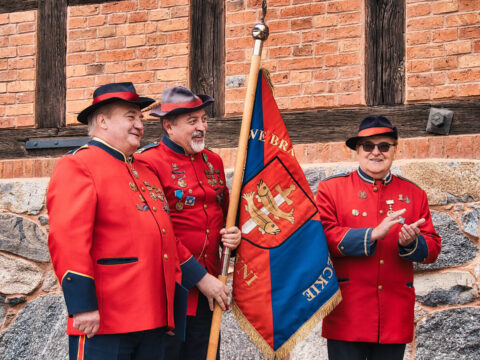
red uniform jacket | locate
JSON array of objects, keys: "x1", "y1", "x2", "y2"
[
  {"x1": 316, "y1": 168, "x2": 441, "y2": 344},
  {"x1": 47, "y1": 139, "x2": 205, "y2": 335},
  {"x1": 136, "y1": 135, "x2": 228, "y2": 315}
]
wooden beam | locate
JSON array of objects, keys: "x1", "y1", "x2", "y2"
[
  {"x1": 366, "y1": 0, "x2": 405, "y2": 106},
  {"x1": 1, "y1": 100, "x2": 479, "y2": 159},
  {"x1": 189, "y1": 0, "x2": 225, "y2": 117},
  {"x1": 35, "y1": 0, "x2": 68, "y2": 128}
]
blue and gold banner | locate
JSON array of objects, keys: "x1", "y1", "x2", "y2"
[{"x1": 232, "y1": 70, "x2": 342, "y2": 359}]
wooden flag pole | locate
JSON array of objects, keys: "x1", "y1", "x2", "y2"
[{"x1": 206, "y1": 2, "x2": 269, "y2": 359}]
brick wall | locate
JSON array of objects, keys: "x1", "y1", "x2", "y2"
[
  {"x1": 1, "y1": 133, "x2": 479, "y2": 179},
  {"x1": 66, "y1": 0, "x2": 189, "y2": 124},
  {"x1": 0, "y1": 10, "x2": 36, "y2": 129},
  {"x1": 0, "y1": 1, "x2": 480, "y2": 128},
  {"x1": 406, "y1": 0, "x2": 480, "y2": 102},
  {"x1": 225, "y1": 0, "x2": 364, "y2": 115}
]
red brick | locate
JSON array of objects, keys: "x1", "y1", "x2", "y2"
[
  {"x1": 473, "y1": 135, "x2": 480, "y2": 159},
  {"x1": 407, "y1": 31, "x2": 431, "y2": 46},
  {"x1": 171, "y1": 5, "x2": 189, "y2": 18},
  {"x1": 68, "y1": 17, "x2": 86, "y2": 29},
  {"x1": 291, "y1": 71, "x2": 313, "y2": 83},
  {"x1": 407, "y1": 45, "x2": 444, "y2": 59},
  {"x1": 167, "y1": 31, "x2": 188, "y2": 44},
  {"x1": 69, "y1": 5, "x2": 99, "y2": 17},
  {"x1": 101, "y1": 1, "x2": 137, "y2": 14},
  {"x1": 433, "y1": 85, "x2": 457, "y2": 99},
  {"x1": 407, "y1": 17, "x2": 444, "y2": 31},
  {"x1": 225, "y1": 88, "x2": 246, "y2": 102},
  {"x1": 445, "y1": 41, "x2": 472, "y2": 55},
  {"x1": 17, "y1": 22, "x2": 35, "y2": 33},
  {"x1": 145, "y1": 58, "x2": 167, "y2": 70},
  {"x1": 0, "y1": 14, "x2": 8, "y2": 25},
  {"x1": 68, "y1": 40, "x2": 86, "y2": 53},
  {"x1": 457, "y1": 135, "x2": 474, "y2": 158},
  {"x1": 278, "y1": 58, "x2": 317, "y2": 71},
  {"x1": 146, "y1": 33, "x2": 167, "y2": 46},
  {"x1": 158, "y1": 18, "x2": 189, "y2": 31},
  {"x1": 6, "y1": 104, "x2": 33, "y2": 116},
  {"x1": 9, "y1": 11, "x2": 35, "y2": 23},
  {"x1": 459, "y1": 0, "x2": 480, "y2": 11},
  {"x1": 67, "y1": 77, "x2": 95, "y2": 89},
  {"x1": 432, "y1": 1, "x2": 459, "y2": 14},
  {"x1": 139, "y1": 0, "x2": 158, "y2": 9},
  {"x1": 2, "y1": 160, "x2": 13, "y2": 177},
  {"x1": 97, "y1": 49, "x2": 136, "y2": 62},
  {"x1": 16, "y1": 69, "x2": 35, "y2": 81},
  {"x1": 338, "y1": 66, "x2": 361, "y2": 79},
  {"x1": 407, "y1": 59, "x2": 432, "y2": 73},
  {"x1": 475, "y1": 40, "x2": 480, "y2": 52},
  {"x1": 7, "y1": 81, "x2": 34, "y2": 92},
  {"x1": 226, "y1": 37, "x2": 253, "y2": 50},
  {"x1": 145, "y1": 23, "x2": 157, "y2": 34},
  {"x1": 305, "y1": 82, "x2": 328, "y2": 94},
  {"x1": 268, "y1": 47, "x2": 291, "y2": 58},
  {"x1": 161, "y1": 0, "x2": 189, "y2": 6},
  {"x1": 274, "y1": 85, "x2": 302, "y2": 97},
  {"x1": 129, "y1": 11, "x2": 148, "y2": 23},
  {"x1": 312, "y1": 15, "x2": 337, "y2": 28},
  {"x1": 329, "y1": 142, "x2": 350, "y2": 162},
  {"x1": 339, "y1": 39, "x2": 361, "y2": 52},
  {"x1": 137, "y1": 47, "x2": 157, "y2": 59},
  {"x1": 290, "y1": 96, "x2": 312, "y2": 110},
  {"x1": 458, "y1": 83, "x2": 480, "y2": 96},
  {"x1": 413, "y1": 138, "x2": 430, "y2": 159},
  {"x1": 67, "y1": 88, "x2": 86, "y2": 101},
  {"x1": 116, "y1": 72, "x2": 154, "y2": 84},
  {"x1": 69, "y1": 28, "x2": 97, "y2": 40},
  {"x1": 269, "y1": 20, "x2": 290, "y2": 33},
  {"x1": 17, "y1": 45, "x2": 35, "y2": 57},
  {"x1": 97, "y1": 26, "x2": 116, "y2": 38},
  {"x1": 433, "y1": 57, "x2": 458, "y2": 70},
  {"x1": 445, "y1": 136, "x2": 460, "y2": 158},
  {"x1": 125, "y1": 60, "x2": 146, "y2": 72},
  {"x1": 292, "y1": 18, "x2": 312, "y2": 31},
  {"x1": 67, "y1": 53, "x2": 96, "y2": 65},
  {"x1": 327, "y1": 0, "x2": 361, "y2": 13},
  {"x1": 117, "y1": 23, "x2": 146, "y2": 36},
  {"x1": 9, "y1": 34, "x2": 35, "y2": 46},
  {"x1": 324, "y1": 53, "x2": 360, "y2": 67},
  {"x1": 86, "y1": 64, "x2": 105, "y2": 76},
  {"x1": 459, "y1": 26, "x2": 480, "y2": 39},
  {"x1": 458, "y1": 54, "x2": 480, "y2": 68},
  {"x1": 226, "y1": 63, "x2": 250, "y2": 76},
  {"x1": 1, "y1": 70, "x2": 16, "y2": 82},
  {"x1": 0, "y1": 24, "x2": 16, "y2": 36},
  {"x1": 432, "y1": 29, "x2": 457, "y2": 42},
  {"x1": 407, "y1": 87, "x2": 430, "y2": 101},
  {"x1": 269, "y1": 33, "x2": 301, "y2": 46},
  {"x1": 280, "y1": 4, "x2": 326, "y2": 18},
  {"x1": 445, "y1": 13, "x2": 480, "y2": 27},
  {"x1": 337, "y1": 92, "x2": 362, "y2": 106},
  {"x1": 449, "y1": 69, "x2": 480, "y2": 83},
  {"x1": 108, "y1": 13, "x2": 127, "y2": 25},
  {"x1": 314, "y1": 42, "x2": 337, "y2": 55},
  {"x1": 16, "y1": 115, "x2": 34, "y2": 128},
  {"x1": 407, "y1": 3, "x2": 431, "y2": 17},
  {"x1": 338, "y1": 12, "x2": 361, "y2": 25},
  {"x1": 0, "y1": 47, "x2": 16, "y2": 58},
  {"x1": 0, "y1": 94, "x2": 16, "y2": 105},
  {"x1": 67, "y1": 64, "x2": 86, "y2": 77},
  {"x1": 86, "y1": 39, "x2": 105, "y2": 51},
  {"x1": 325, "y1": 25, "x2": 361, "y2": 40},
  {"x1": 313, "y1": 69, "x2": 337, "y2": 81},
  {"x1": 337, "y1": 79, "x2": 361, "y2": 92},
  {"x1": 293, "y1": 45, "x2": 313, "y2": 56},
  {"x1": 87, "y1": 15, "x2": 106, "y2": 27},
  {"x1": 106, "y1": 37, "x2": 125, "y2": 49},
  {"x1": 155, "y1": 68, "x2": 187, "y2": 81},
  {"x1": 302, "y1": 29, "x2": 325, "y2": 43},
  {"x1": 408, "y1": 73, "x2": 446, "y2": 87}
]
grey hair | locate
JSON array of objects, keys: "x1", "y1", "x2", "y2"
[
  {"x1": 161, "y1": 114, "x2": 178, "y2": 133},
  {"x1": 86, "y1": 103, "x2": 114, "y2": 136}
]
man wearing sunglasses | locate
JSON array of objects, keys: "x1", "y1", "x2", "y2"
[{"x1": 316, "y1": 115, "x2": 441, "y2": 360}]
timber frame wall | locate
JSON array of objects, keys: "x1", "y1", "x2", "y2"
[{"x1": 0, "y1": 0, "x2": 479, "y2": 159}]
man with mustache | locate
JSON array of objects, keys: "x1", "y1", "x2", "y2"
[
  {"x1": 136, "y1": 86, "x2": 241, "y2": 360},
  {"x1": 47, "y1": 82, "x2": 230, "y2": 359},
  {"x1": 315, "y1": 116, "x2": 441, "y2": 360}
]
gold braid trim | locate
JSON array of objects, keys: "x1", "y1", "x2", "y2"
[
  {"x1": 231, "y1": 289, "x2": 342, "y2": 359},
  {"x1": 141, "y1": 100, "x2": 161, "y2": 113}
]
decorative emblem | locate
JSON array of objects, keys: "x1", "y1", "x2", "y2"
[
  {"x1": 175, "y1": 189, "x2": 184, "y2": 211},
  {"x1": 129, "y1": 182, "x2": 138, "y2": 192},
  {"x1": 362, "y1": 211, "x2": 367, "y2": 217},
  {"x1": 256, "y1": 180, "x2": 295, "y2": 224},
  {"x1": 139, "y1": 194, "x2": 146, "y2": 203},
  {"x1": 386, "y1": 200, "x2": 394, "y2": 215},
  {"x1": 358, "y1": 191, "x2": 367, "y2": 199},
  {"x1": 131, "y1": 166, "x2": 139, "y2": 179},
  {"x1": 352, "y1": 209, "x2": 359, "y2": 216},
  {"x1": 136, "y1": 204, "x2": 148, "y2": 211},
  {"x1": 243, "y1": 192, "x2": 281, "y2": 235},
  {"x1": 185, "y1": 196, "x2": 195, "y2": 206}
]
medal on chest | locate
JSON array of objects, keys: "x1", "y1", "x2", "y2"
[{"x1": 171, "y1": 163, "x2": 187, "y2": 188}]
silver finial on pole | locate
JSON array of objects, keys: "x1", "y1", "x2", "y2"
[{"x1": 252, "y1": 1, "x2": 269, "y2": 55}]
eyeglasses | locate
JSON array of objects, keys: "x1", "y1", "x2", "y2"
[{"x1": 358, "y1": 142, "x2": 396, "y2": 153}]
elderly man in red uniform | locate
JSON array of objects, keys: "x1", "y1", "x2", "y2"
[
  {"x1": 47, "y1": 82, "x2": 229, "y2": 360},
  {"x1": 316, "y1": 116, "x2": 441, "y2": 360},
  {"x1": 136, "y1": 86, "x2": 241, "y2": 360}
]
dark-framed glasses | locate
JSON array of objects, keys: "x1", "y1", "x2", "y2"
[{"x1": 359, "y1": 142, "x2": 396, "y2": 153}]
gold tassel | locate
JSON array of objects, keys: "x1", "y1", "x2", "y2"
[
  {"x1": 232, "y1": 289, "x2": 342, "y2": 359},
  {"x1": 260, "y1": 67, "x2": 274, "y2": 92},
  {"x1": 141, "y1": 100, "x2": 161, "y2": 113}
]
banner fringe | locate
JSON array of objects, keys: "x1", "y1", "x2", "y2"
[
  {"x1": 260, "y1": 67, "x2": 274, "y2": 91},
  {"x1": 232, "y1": 289, "x2": 342, "y2": 359}
]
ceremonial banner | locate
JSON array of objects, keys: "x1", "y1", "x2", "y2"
[{"x1": 232, "y1": 70, "x2": 342, "y2": 359}]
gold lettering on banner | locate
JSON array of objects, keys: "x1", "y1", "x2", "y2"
[
  {"x1": 235, "y1": 256, "x2": 259, "y2": 286},
  {"x1": 249, "y1": 129, "x2": 295, "y2": 157},
  {"x1": 302, "y1": 263, "x2": 335, "y2": 302}
]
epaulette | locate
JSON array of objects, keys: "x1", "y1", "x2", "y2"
[
  {"x1": 322, "y1": 172, "x2": 350, "y2": 182},
  {"x1": 396, "y1": 175, "x2": 422, "y2": 189},
  {"x1": 136, "y1": 141, "x2": 160, "y2": 154},
  {"x1": 66, "y1": 144, "x2": 89, "y2": 155}
]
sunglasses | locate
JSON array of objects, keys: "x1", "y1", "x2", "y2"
[{"x1": 359, "y1": 142, "x2": 396, "y2": 153}]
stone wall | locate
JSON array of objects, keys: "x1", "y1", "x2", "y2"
[{"x1": 0, "y1": 159, "x2": 479, "y2": 359}]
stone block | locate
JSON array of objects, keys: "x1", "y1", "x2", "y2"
[
  {"x1": 0, "y1": 294, "x2": 68, "y2": 360},
  {"x1": 41, "y1": 271, "x2": 59, "y2": 293},
  {"x1": 0, "y1": 214, "x2": 50, "y2": 262},
  {"x1": 461, "y1": 208, "x2": 479, "y2": 238},
  {"x1": 415, "y1": 271, "x2": 476, "y2": 306},
  {"x1": 415, "y1": 308, "x2": 480, "y2": 359},
  {"x1": 416, "y1": 211, "x2": 478, "y2": 271},
  {"x1": 0, "y1": 179, "x2": 48, "y2": 215},
  {"x1": 0, "y1": 253, "x2": 42, "y2": 295}
]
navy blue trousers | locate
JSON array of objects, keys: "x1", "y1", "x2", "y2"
[
  {"x1": 327, "y1": 339, "x2": 406, "y2": 360},
  {"x1": 69, "y1": 327, "x2": 167, "y2": 360},
  {"x1": 164, "y1": 293, "x2": 220, "y2": 360}
]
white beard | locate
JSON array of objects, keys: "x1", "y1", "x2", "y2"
[{"x1": 190, "y1": 138, "x2": 205, "y2": 153}]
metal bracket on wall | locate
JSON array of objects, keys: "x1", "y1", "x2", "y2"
[
  {"x1": 426, "y1": 108, "x2": 454, "y2": 135},
  {"x1": 25, "y1": 137, "x2": 91, "y2": 150}
]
